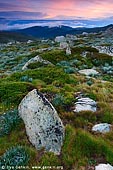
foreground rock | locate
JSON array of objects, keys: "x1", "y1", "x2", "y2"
[
  {"x1": 22, "y1": 55, "x2": 52, "y2": 70},
  {"x1": 92, "y1": 123, "x2": 111, "y2": 133},
  {"x1": 78, "y1": 69, "x2": 99, "y2": 76},
  {"x1": 74, "y1": 97, "x2": 97, "y2": 112},
  {"x1": 18, "y1": 89, "x2": 65, "y2": 155},
  {"x1": 95, "y1": 163, "x2": 113, "y2": 170}
]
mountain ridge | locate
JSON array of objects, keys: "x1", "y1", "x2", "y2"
[
  {"x1": 0, "y1": 24, "x2": 113, "y2": 43},
  {"x1": 14, "y1": 24, "x2": 113, "y2": 38}
]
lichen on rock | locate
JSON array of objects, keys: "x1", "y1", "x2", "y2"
[{"x1": 18, "y1": 89, "x2": 65, "y2": 155}]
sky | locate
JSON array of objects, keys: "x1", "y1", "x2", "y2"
[{"x1": 1, "y1": 0, "x2": 113, "y2": 30}]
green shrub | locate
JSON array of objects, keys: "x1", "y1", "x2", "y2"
[
  {"x1": 62, "y1": 125, "x2": 113, "y2": 169},
  {"x1": 91, "y1": 53, "x2": 112, "y2": 66},
  {"x1": 40, "y1": 152, "x2": 60, "y2": 167},
  {"x1": 0, "y1": 109, "x2": 21, "y2": 137},
  {"x1": 0, "y1": 146, "x2": 29, "y2": 168},
  {"x1": 86, "y1": 80, "x2": 94, "y2": 86},
  {"x1": 27, "y1": 62, "x2": 46, "y2": 69},
  {"x1": 7, "y1": 66, "x2": 77, "y2": 85},
  {"x1": 64, "y1": 67, "x2": 75, "y2": 74},
  {"x1": 52, "y1": 94, "x2": 65, "y2": 107},
  {"x1": 101, "y1": 112, "x2": 113, "y2": 124},
  {"x1": 56, "y1": 60, "x2": 70, "y2": 67},
  {"x1": 0, "y1": 81, "x2": 34, "y2": 106},
  {"x1": 41, "y1": 50, "x2": 67, "y2": 64},
  {"x1": 20, "y1": 75, "x2": 33, "y2": 82}
]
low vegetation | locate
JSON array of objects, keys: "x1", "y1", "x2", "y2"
[{"x1": 0, "y1": 36, "x2": 113, "y2": 169}]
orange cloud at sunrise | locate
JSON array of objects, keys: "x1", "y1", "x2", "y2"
[
  {"x1": 1, "y1": 0, "x2": 113, "y2": 20},
  {"x1": 1, "y1": 0, "x2": 113, "y2": 30},
  {"x1": 43, "y1": 0, "x2": 113, "y2": 19}
]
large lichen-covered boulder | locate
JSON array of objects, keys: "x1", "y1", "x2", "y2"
[{"x1": 18, "y1": 89, "x2": 65, "y2": 155}]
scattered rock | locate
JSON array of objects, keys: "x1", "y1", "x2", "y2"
[
  {"x1": 66, "y1": 47, "x2": 71, "y2": 55},
  {"x1": 27, "y1": 40, "x2": 33, "y2": 44},
  {"x1": 55, "y1": 36, "x2": 66, "y2": 43},
  {"x1": 92, "y1": 123, "x2": 111, "y2": 133},
  {"x1": 18, "y1": 89, "x2": 65, "y2": 155},
  {"x1": 82, "y1": 32, "x2": 88, "y2": 35},
  {"x1": 95, "y1": 163, "x2": 113, "y2": 170},
  {"x1": 78, "y1": 69, "x2": 99, "y2": 76},
  {"x1": 94, "y1": 45, "x2": 113, "y2": 56},
  {"x1": 66, "y1": 34, "x2": 77, "y2": 41},
  {"x1": 74, "y1": 97, "x2": 97, "y2": 112},
  {"x1": 81, "y1": 51, "x2": 89, "y2": 57},
  {"x1": 60, "y1": 42, "x2": 68, "y2": 49},
  {"x1": 22, "y1": 55, "x2": 53, "y2": 70}
]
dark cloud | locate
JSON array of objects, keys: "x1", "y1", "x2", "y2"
[
  {"x1": 0, "y1": 2, "x2": 23, "y2": 10},
  {"x1": 0, "y1": 11, "x2": 47, "y2": 19}
]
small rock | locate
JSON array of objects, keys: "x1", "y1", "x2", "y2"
[
  {"x1": 81, "y1": 51, "x2": 89, "y2": 57},
  {"x1": 74, "y1": 97, "x2": 97, "y2": 112},
  {"x1": 66, "y1": 47, "x2": 71, "y2": 55},
  {"x1": 18, "y1": 89, "x2": 65, "y2": 155},
  {"x1": 92, "y1": 123, "x2": 111, "y2": 133},
  {"x1": 78, "y1": 69, "x2": 99, "y2": 76},
  {"x1": 27, "y1": 40, "x2": 33, "y2": 44},
  {"x1": 60, "y1": 42, "x2": 68, "y2": 49},
  {"x1": 66, "y1": 34, "x2": 77, "y2": 41},
  {"x1": 95, "y1": 163, "x2": 113, "y2": 170}
]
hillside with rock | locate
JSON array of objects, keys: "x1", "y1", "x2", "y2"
[{"x1": 0, "y1": 28, "x2": 113, "y2": 170}]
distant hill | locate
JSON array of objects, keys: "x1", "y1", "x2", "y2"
[
  {"x1": 15, "y1": 24, "x2": 113, "y2": 39},
  {"x1": 0, "y1": 31, "x2": 36, "y2": 43},
  {"x1": 1, "y1": 24, "x2": 113, "y2": 43},
  {"x1": 16, "y1": 25, "x2": 74, "y2": 39}
]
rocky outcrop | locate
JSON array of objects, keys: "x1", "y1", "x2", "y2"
[
  {"x1": 95, "y1": 163, "x2": 113, "y2": 170},
  {"x1": 74, "y1": 97, "x2": 97, "y2": 112},
  {"x1": 78, "y1": 69, "x2": 99, "y2": 76},
  {"x1": 22, "y1": 55, "x2": 53, "y2": 70},
  {"x1": 94, "y1": 45, "x2": 113, "y2": 56},
  {"x1": 18, "y1": 89, "x2": 65, "y2": 155},
  {"x1": 92, "y1": 123, "x2": 111, "y2": 133}
]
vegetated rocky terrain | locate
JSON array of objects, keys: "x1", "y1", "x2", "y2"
[{"x1": 0, "y1": 29, "x2": 113, "y2": 170}]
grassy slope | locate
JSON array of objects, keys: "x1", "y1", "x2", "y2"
[{"x1": 0, "y1": 46, "x2": 113, "y2": 169}]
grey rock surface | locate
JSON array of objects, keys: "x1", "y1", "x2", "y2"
[
  {"x1": 92, "y1": 123, "x2": 111, "y2": 133},
  {"x1": 22, "y1": 55, "x2": 52, "y2": 70},
  {"x1": 66, "y1": 47, "x2": 71, "y2": 55},
  {"x1": 78, "y1": 69, "x2": 99, "y2": 76},
  {"x1": 94, "y1": 45, "x2": 113, "y2": 56},
  {"x1": 95, "y1": 163, "x2": 113, "y2": 170},
  {"x1": 74, "y1": 97, "x2": 97, "y2": 112},
  {"x1": 18, "y1": 89, "x2": 65, "y2": 155},
  {"x1": 55, "y1": 36, "x2": 66, "y2": 43},
  {"x1": 60, "y1": 42, "x2": 68, "y2": 49}
]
